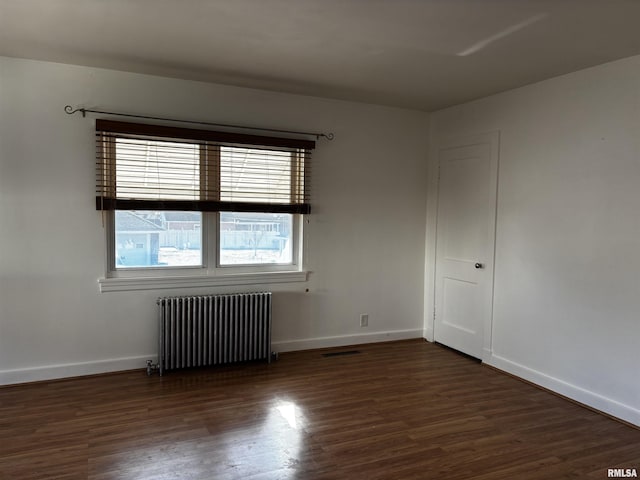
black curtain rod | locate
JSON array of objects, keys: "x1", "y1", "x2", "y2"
[{"x1": 64, "y1": 105, "x2": 334, "y2": 141}]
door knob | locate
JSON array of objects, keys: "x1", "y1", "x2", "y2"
[{"x1": 475, "y1": 263, "x2": 483, "y2": 269}]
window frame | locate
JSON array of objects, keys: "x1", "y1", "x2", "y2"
[
  {"x1": 105, "y1": 211, "x2": 303, "y2": 280},
  {"x1": 97, "y1": 120, "x2": 312, "y2": 287}
]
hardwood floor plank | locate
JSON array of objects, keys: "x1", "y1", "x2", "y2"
[{"x1": 0, "y1": 340, "x2": 638, "y2": 479}]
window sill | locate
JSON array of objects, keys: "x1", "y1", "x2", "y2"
[{"x1": 98, "y1": 270, "x2": 308, "y2": 293}]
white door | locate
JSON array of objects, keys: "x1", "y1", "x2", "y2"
[{"x1": 434, "y1": 132, "x2": 499, "y2": 360}]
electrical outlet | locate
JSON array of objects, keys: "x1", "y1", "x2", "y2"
[{"x1": 360, "y1": 314, "x2": 369, "y2": 327}]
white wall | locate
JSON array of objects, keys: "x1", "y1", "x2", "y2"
[
  {"x1": 0, "y1": 57, "x2": 429, "y2": 384},
  {"x1": 426, "y1": 55, "x2": 640, "y2": 426}
]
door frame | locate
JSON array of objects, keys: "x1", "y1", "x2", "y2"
[{"x1": 426, "y1": 131, "x2": 500, "y2": 362}]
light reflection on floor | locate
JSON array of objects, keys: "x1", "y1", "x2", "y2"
[
  {"x1": 100, "y1": 399, "x2": 308, "y2": 479},
  {"x1": 275, "y1": 401, "x2": 302, "y2": 431}
]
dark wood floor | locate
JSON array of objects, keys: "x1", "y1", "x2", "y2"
[{"x1": 0, "y1": 340, "x2": 638, "y2": 479}]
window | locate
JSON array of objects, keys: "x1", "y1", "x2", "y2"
[
  {"x1": 96, "y1": 120, "x2": 313, "y2": 279},
  {"x1": 114, "y1": 210, "x2": 203, "y2": 268},
  {"x1": 219, "y1": 211, "x2": 293, "y2": 265}
]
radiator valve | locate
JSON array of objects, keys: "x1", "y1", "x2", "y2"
[{"x1": 146, "y1": 360, "x2": 160, "y2": 376}]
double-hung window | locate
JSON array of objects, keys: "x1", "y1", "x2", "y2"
[{"x1": 95, "y1": 120, "x2": 313, "y2": 279}]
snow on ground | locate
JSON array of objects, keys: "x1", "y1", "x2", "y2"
[{"x1": 158, "y1": 248, "x2": 288, "y2": 266}]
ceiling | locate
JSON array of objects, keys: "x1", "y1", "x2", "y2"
[{"x1": 1, "y1": 0, "x2": 640, "y2": 111}]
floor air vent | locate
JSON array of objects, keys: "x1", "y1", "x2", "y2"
[{"x1": 321, "y1": 350, "x2": 361, "y2": 358}]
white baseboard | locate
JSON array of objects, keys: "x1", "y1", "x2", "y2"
[
  {"x1": 486, "y1": 353, "x2": 640, "y2": 427},
  {"x1": 424, "y1": 326, "x2": 434, "y2": 342},
  {"x1": 0, "y1": 355, "x2": 155, "y2": 386},
  {"x1": 272, "y1": 329, "x2": 424, "y2": 353}
]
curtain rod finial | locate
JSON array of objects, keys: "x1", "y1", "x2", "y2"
[{"x1": 64, "y1": 105, "x2": 86, "y2": 117}]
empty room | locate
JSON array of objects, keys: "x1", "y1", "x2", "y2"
[{"x1": 1, "y1": 1, "x2": 639, "y2": 478}]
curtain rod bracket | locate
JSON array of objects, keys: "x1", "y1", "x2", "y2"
[{"x1": 64, "y1": 105, "x2": 334, "y2": 140}]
